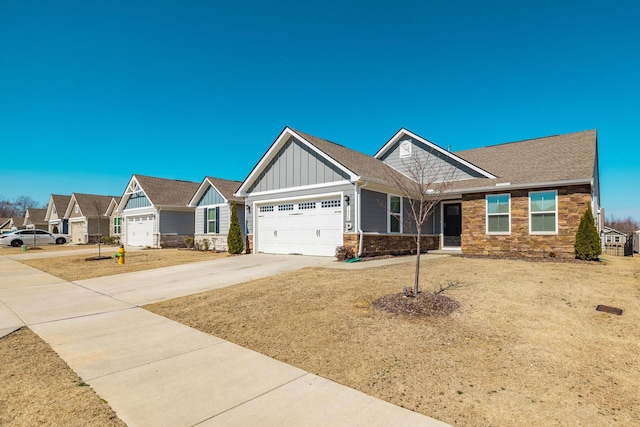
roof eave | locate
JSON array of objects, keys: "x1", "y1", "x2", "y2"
[{"x1": 454, "y1": 177, "x2": 594, "y2": 195}]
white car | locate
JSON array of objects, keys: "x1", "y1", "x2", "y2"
[{"x1": 0, "y1": 229, "x2": 71, "y2": 247}]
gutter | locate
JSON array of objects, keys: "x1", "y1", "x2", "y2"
[{"x1": 450, "y1": 177, "x2": 592, "y2": 195}]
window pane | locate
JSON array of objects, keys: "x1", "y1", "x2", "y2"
[
  {"x1": 390, "y1": 196, "x2": 400, "y2": 214},
  {"x1": 487, "y1": 195, "x2": 509, "y2": 214},
  {"x1": 531, "y1": 213, "x2": 556, "y2": 232},
  {"x1": 531, "y1": 192, "x2": 556, "y2": 212},
  {"x1": 488, "y1": 215, "x2": 509, "y2": 232},
  {"x1": 207, "y1": 221, "x2": 216, "y2": 233},
  {"x1": 208, "y1": 209, "x2": 217, "y2": 221},
  {"x1": 390, "y1": 215, "x2": 400, "y2": 233}
]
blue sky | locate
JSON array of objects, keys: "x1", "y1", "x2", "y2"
[{"x1": 1, "y1": 0, "x2": 639, "y2": 220}]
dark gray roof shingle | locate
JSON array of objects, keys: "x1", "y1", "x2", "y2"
[
  {"x1": 135, "y1": 175, "x2": 200, "y2": 207},
  {"x1": 205, "y1": 177, "x2": 243, "y2": 202}
]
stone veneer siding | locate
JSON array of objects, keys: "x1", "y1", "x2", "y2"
[
  {"x1": 348, "y1": 233, "x2": 439, "y2": 257},
  {"x1": 462, "y1": 185, "x2": 592, "y2": 258},
  {"x1": 160, "y1": 234, "x2": 193, "y2": 248}
]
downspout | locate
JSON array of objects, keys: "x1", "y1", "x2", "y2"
[
  {"x1": 357, "y1": 180, "x2": 369, "y2": 257},
  {"x1": 156, "y1": 208, "x2": 161, "y2": 249}
]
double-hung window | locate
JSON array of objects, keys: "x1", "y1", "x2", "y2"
[
  {"x1": 206, "y1": 207, "x2": 219, "y2": 233},
  {"x1": 529, "y1": 191, "x2": 557, "y2": 234},
  {"x1": 113, "y1": 217, "x2": 121, "y2": 234},
  {"x1": 486, "y1": 194, "x2": 510, "y2": 234},
  {"x1": 388, "y1": 195, "x2": 402, "y2": 233}
]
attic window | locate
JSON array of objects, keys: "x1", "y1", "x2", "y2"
[
  {"x1": 75, "y1": 205, "x2": 79, "y2": 213},
  {"x1": 399, "y1": 140, "x2": 412, "y2": 158}
]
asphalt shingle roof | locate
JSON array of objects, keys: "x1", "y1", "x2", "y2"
[
  {"x1": 134, "y1": 175, "x2": 200, "y2": 207},
  {"x1": 51, "y1": 195, "x2": 71, "y2": 212},
  {"x1": 25, "y1": 208, "x2": 47, "y2": 225},
  {"x1": 292, "y1": 129, "x2": 414, "y2": 188},
  {"x1": 206, "y1": 177, "x2": 243, "y2": 202},
  {"x1": 73, "y1": 194, "x2": 120, "y2": 217}
]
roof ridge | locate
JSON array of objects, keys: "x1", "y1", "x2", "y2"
[{"x1": 456, "y1": 129, "x2": 596, "y2": 153}]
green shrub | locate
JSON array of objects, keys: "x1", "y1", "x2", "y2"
[
  {"x1": 52, "y1": 225, "x2": 59, "y2": 233},
  {"x1": 100, "y1": 235, "x2": 120, "y2": 245},
  {"x1": 202, "y1": 238, "x2": 210, "y2": 251},
  {"x1": 574, "y1": 206, "x2": 602, "y2": 261},
  {"x1": 184, "y1": 236, "x2": 195, "y2": 249},
  {"x1": 227, "y1": 202, "x2": 244, "y2": 254}
]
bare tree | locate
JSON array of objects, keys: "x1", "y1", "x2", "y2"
[
  {"x1": 384, "y1": 149, "x2": 459, "y2": 296},
  {"x1": 0, "y1": 196, "x2": 18, "y2": 217},
  {"x1": 606, "y1": 215, "x2": 640, "y2": 234},
  {"x1": 13, "y1": 195, "x2": 40, "y2": 217},
  {"x1": 90, "y1": 198, "x2": 109, "y2": 257}
]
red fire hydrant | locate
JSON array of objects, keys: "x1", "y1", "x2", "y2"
[{"x1": 114, "y1": 245, "x2": 126, "y2": 264}]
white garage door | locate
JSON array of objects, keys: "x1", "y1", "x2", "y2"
[
  {"x1": 126, "y1": 215, "x2": 154, "y2": 247},
  {"x1": 256, "y1": 198, "x2": 343, "y2": 256},
  {"x1": 70, "y1": 221, "x2": 85, "y2": 243}
]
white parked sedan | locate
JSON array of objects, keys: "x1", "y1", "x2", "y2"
[{"x1": 0, "y1": 229, "x2": 71, "y2": 247}]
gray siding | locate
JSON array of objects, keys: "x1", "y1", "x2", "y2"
[
  {"x1": 197, "y1": 186, "x2": 225, "y2": 206},
  {"x1": 245, "y1": 182, "x2": 354, "y2": 234},
  {"x1": 361, "y1": 189, "x2": 387, "y2": 233},
  {"x1": 159, "y1": 210, "x2": 195, "y2": 234},
  {"x1": 380, "y1": 138, "x2": 484, "y2": 182},
  {"x1": 248, "y1": 137, "x2": 350, "y2": 193},
  {"x1": 125, "y1": 193, "x2": 151, "y2": 209},
  {"x1": 361, "y1": 189, "x2": 441, "y2": 234},
  {"x1": 195, "y1": 204, "x2": 248, "y2": 236}
]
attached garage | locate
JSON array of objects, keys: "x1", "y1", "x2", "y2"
[
  {"x1": 255, "y1": 198, "x2": 343, "y2": 256},
  {"x1": 69, "y1": 220, "x2": 85, "y2": 243},
  {"x1": 126, "y1": 215, "x2": 154, "y2": 247}
]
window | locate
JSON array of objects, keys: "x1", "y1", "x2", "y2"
[
  {"x1": 321, "y1": 199, "x2": 341, "y2": 208},
  {"x1": 207, "y1": 207, "x2": 219, "y2": 233},
  {"x1": 388, "y1": 195, "x2": 402, "y2": 233},
  {"x1": 75, "y1": 205, "x2": 79, "y2": 213},
  {"x1": 259, "y1": 205, "x2": 274, "y2": 213},
  {"x1": 298, "y1": 202, "x2": 316, "y2": 210},
  {"x1": 278, "y1": 204, "x2": 294, "y2": 211},
  {"x1": 399, "y1": 140, "x2": 412, "y2": 158},
  {"x1": 530, "y1": 191, "x2": 557, "y2": 233},
  {"x1": 113, "y1": 218, "x2": 121, "y2": 234},
  {"x1": 486, "y1": 194, "x2": 510, "y2": 234}
]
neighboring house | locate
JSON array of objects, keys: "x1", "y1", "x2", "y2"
[
  {"x1": 188, "y1": 176, "x2": 245, "y2": 251},
  {"x1": 23, "y1": 208, "x2": 48, "y2": 230},
  {"x1": 44, "y1": 194, "x2": 71, "y2": 233},
  {"x1": 1, "y1": 217, "x2": 25, "y2": 233},
  {"x1": 117, "y1": 175, "x2": 199, "y2": 248},
  {"x1": 601, "y1": 226, "x2": 627, "y2": 247},
  {"x1": 105, "y1": 196, "x2": 122, "y2": 243},
  {"x1": 235, "y1": 127, "x2": 600, "y2": 258},
  {"x1": 64, "y1": 193, "x2": 117, "y2": 243}
]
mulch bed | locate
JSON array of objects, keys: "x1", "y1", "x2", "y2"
[
  {"x1": 456, "y1": 254, "x2": 600, "y2": 265},
  {"x1": 373, "y1": 292, "x2": 460, "y2": 317}
]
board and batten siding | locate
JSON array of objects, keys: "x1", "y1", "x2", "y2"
[
  {"x1": 197, "y1": 186, "x2": 226, "y2": 206},
  {"x1": 245, "y1": 183, "x2": 355, "y2": 234},
  {"x1": 125, "y1": 193, "x2": 152, "y2": 209},
  {"x1": 248, "y1": 137, "x2": 350, "y2": 193},
  {"x1": 159, "y1": 210, "x2": 195, "y2": 234},
  {"x1": 195, "y1": 204, "x2": 247, "y2": 236},
  {"x1": 380, "y1": 138, "x2": 483, "y2": 182}
]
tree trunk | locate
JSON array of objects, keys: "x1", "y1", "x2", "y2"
[{"x1": 414, "y1": 231, "x2": 421, "y2": 295}]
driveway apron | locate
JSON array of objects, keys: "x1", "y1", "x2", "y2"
[{"x1": 0, "y1": 254, "x2": 450, "y2": 427}]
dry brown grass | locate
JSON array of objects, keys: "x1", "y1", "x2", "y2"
[
  {"x1": 1, "y1": 243, "x2": 98, "y2": 254},
  {"x1": 0, "y1": 328, "x2": 125, "y2": 426},
  {"x1": 146, "y1": 255, "x2": 640, "y2": 426},
  {"x1": 19, "y1": 249, "x2": 228, "y2": 282}
]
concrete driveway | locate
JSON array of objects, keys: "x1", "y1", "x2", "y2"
[{"x1": 0, "y1": 253, "x2": 449, "y2": 426}]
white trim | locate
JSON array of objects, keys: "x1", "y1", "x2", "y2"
[
  {"x1": 236, "y1": 127, "x2": 359, "y2": 196},
  {"x1": 486, "y1": 193, "x2": 511, "y2": 235},
  {"x1": 189, "y1": 177, "x2": 230, "y2": 207},
  {"x1": 253, "y1": 191, "x2": 344, "y2": 207},
  {"x1": 529, "y1": 190, "x2": 558, "y2": 235},
  {"x1": 387, "y1": 194, "x2": 403, "y2": 233},
  {"x1": 440, "y1": 200, "x2": 463, "y2": 249},
  {"x1": 375, "y1": 128, "x2": 497, "y2": 179},
  {"x1": 243, "y1": 180, "x2": 352, "y2": 198},
  {"x1": 454, "y1": 178, "x2": 592, "y2": 195}
]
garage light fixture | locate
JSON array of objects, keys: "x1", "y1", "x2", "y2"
[{"x1": 344, "y1": 195, "x2": 350, "y2": 205}]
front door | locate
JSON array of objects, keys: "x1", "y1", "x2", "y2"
[{"x1": 443, "y1": 203, "x2": 462, "y2": 247}]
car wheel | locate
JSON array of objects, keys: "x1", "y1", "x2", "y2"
[
  {"x1": 55, "y1": 238, "x2": 66, "y2": 245},
  {"x1": 11, "y1": 240, "x2": 23, "y2": 247}
]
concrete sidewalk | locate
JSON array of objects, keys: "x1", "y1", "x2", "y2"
[{"x1": 0, "y1": 254, "x2": 450, "y2": 426}]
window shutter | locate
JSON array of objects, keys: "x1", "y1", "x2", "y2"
[
  {"x1": 215, "y1": 207, "x2": 220, "y2": 234},
  {"x1": 204, "y1": 208, "x2": 208, "y2": 233}
]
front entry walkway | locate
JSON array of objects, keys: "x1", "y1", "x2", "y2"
[{"x1": 0, "y1": 255, "x2": 450, "y2": 426}]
